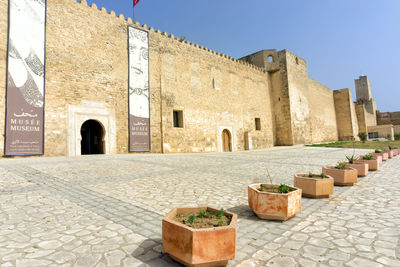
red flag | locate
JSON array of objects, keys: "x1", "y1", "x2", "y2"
[{"x1": 133, "y1": 0, "x2": 140, "y2": 7}]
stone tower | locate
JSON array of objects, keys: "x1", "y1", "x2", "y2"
[
  {"x1": 355, "y1": 75, "x2": 372, "y2": 103},
  {"x1": 355, "y1": 75, "x2": 377, "y2": 127}
]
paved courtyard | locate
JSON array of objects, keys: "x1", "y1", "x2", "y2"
[{"x1": 0, "y1": 146, "x2": 399, "y2": 266}]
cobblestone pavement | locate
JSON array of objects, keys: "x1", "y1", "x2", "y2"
[{"x1": 0, "y1": 146, "x2": 399, "y2": 266}]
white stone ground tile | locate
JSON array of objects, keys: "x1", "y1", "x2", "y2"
[
  {"x1": 0, "y1": 190, "x2": 150, "y2": 266},
  {"x1": 2, "y1": 146, "x2": 398, "y2": 266},
  {"x1": 242, "y1": 152, "x2": 400, "y2": 266}
]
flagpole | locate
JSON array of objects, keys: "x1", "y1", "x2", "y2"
[{"x1": 133, "y1": 5, "x2": 135, "y2": 23}]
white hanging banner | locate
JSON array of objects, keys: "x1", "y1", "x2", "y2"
[
  {"x1": 128, "y1": 26, "x2": 150, "y2": 152},
  {"x1": 5, "y1": 0, "x2": 46, "y2": 155}
]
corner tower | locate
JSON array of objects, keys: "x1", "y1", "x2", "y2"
[
  {"x1": 355, "y1": 75, "x2": 372, "y2": 102},
  {"x1": 354, "y1": 75, "x2": 377, "y2": 127}
]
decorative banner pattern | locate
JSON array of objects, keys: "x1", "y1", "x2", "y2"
[
  {"x1": 128, "y1": 26, "x2": 150, "y2": 152},
  {"x1": 5, "y1": 0, "x2": 46, "y2": 155}
]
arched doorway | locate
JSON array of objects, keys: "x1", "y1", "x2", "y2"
[
  {"x1": 80, "y1": 120, "x2": 105, "y2": 155},
  {"x1": 222, "y1": 129, "x2": 232, "y2": 152}
]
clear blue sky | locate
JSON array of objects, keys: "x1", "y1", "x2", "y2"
[{"x1": 82, "y1": 0, "x2": 400, "y2": 112}]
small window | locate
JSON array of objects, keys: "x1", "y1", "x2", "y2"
[
  {"x1": 173, "y1": 110, "x2": 183, "y2": 128},
  {"x1": 368, "y1": 132, "x2": 378, "y2": 139},
  {"x1": 255, "y1": 118, "x2": 261, "y2": 131},
  {"x1": 212, "y1": 78, "x2": 220, "y2": 90},
  {"x1": 295, "y1": 57, "x2": 299, "y2": 64},
  {"x1": 267, "y1": 56, "x2": 274, "y2": 63}
]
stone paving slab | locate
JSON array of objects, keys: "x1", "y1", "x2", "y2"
[
  {"x1": 237, "y1": 151, "x2": 400, "y2": 267},
  {"x1": 0, "y1": 146, "x2": 399, "y2": 266}
]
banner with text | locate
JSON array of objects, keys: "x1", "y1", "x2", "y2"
[
  {"x1": 5, "y1": 0, "x2": 46, "y2": 155},
  {"x1": 128, "y1": 26, "x2": 150, "y2": 152}
]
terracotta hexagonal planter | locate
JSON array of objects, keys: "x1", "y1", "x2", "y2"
[
  {"x1": 248, "y1": 184, "x2": 301, "y2": 221},
  {"x1": 322, "y1": 166, "x2": 357, "y2": 186},
  {"x1": 371, "y1": 152, "x2": 388, "y2": 161},
  {"x1": 355, "y1": 157, "x2": 380, "y2": 171},
  {"x1": 346, "y1": 163, "x2": 368, "y2": 177},
  {"x1": 369, "y1": 153, "x2": 383, "y2": 164},
  {"x1": 162, "y1": 206, "x2": 237, "y2": 267},
  {"x1": 294, "y1": 174, "x2": 334, "y2": 198},
  {"x1": 385, "y1": 150, "x2": 394, "y2": 158}
]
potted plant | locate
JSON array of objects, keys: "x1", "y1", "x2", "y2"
[
  {"x1": 162, "y1": 206, "x2": 237, "y2": 267},
  {"x1": 371, "y1": 149, "x2": 388, "y2": 161},
  {"x1": 355, "y1": 154, "x2": 380, "y2": 171},
  {"x1": 345, "y1": 155, "x2": 368, "y2": 177},
  {"x1": 294, "y1": 172, "x2": 334, "y2": 198},
  {"x1": 392, "y1": 147, "x2": 399, "y2": 156},
  {"x1": 322, "y1": 162, "x2": 357, "y2": 186},
  {"x1": 358, "y1": 132, "x2": 367, "y2": 143},
  {"x1": 248, "y1": 170, "x2": 301, "y2": 221},
  {"x1": 386, "y1": 146, "x2": 394, "y2": 158}
]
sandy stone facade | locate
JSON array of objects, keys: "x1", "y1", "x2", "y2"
[
  {"x1": 377, "y1": 111, "x2": 400, "y2": 126},
  {"x1": 0, "y1": 0, "x2": 382, "y2": 156},
  {"x1": 367, "y1": 125, "x2": 395, "y2": 140}
]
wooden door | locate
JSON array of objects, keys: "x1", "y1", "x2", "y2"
[{"x1": 222, "y1": 130, "x2": 231, "y2": 152}]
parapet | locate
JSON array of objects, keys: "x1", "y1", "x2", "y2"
[
  {"x1": 239, "y1": 50, "x2": 280, "y2": 73},
  {"x1": 75, "y1": 0, "x2": 264, "y2": 72},
  {"x1": 355, "y1": 75, "x2": 372, "y2": 103}
]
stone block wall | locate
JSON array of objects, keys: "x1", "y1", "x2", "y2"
[
  {"x1": 1, "y1": 0, "x2": 274, "y2": 156},
  {"x1": 355, "y1": 75, "x2": 372, "y2": 102},
  {"x1": 333, "y1": 89, "x2": 359, "y2": 141},
  {"x1": 240, "y1": 49, "x2": 340, "y2": 146},
  {"x1": 355, "y1": 104, "x2": 367, "y2": 133},
  {"x1": 354, "y1": 76, "x2": 377, "y2": 127},
  {"x1": 364, "y1": 100, "x2": 377, "y2": 127},
  {"x1": 377, "y1": 111, "x2": 400, "y2": 126},
  {"x1": 284, "y1": 50, "x2": 338, "y2": 144},
  {"x1": 153, "y1": 32, "x2": 273, "y2": 153},
  {"x1": 394, "y1": 125, "x2": 400, "y2": 135},
  {"x1": 43, "y1": 0, "x2": 139, "y2": 156},
  {"x1": 0, "y1": 0, "x2": 380, "y2": 156},
  {"x1": 240, "y1": 49, "x2": 293, "y2": 146},
  {"x1": 268, "y1": 51, "x2": 294, "y2": 145},
  {"x1": 367, "y1": 125, "x2": 394, "y2": 140}
]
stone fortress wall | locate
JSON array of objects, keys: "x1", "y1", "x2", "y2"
[
  {"x1": 0, "y1": 0, "x2": 385, "y2": 157},
  {"x1": 377, "y1": 111, "x2": 400, "y2": 126},
  {"x1": 241, "y1": 50, "x2": 339, "y2": 145}
]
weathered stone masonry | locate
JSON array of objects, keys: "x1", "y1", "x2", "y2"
[{"x1": 0, "y1": 0, "x2": 380, "y2": 156}]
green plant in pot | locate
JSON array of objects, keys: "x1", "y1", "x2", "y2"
[
  {"x1": 307, "y1": 172, "x2": 329, "y2": 179},
  {"x1": 354, "y1": 154, "x2": 379, "y2": 171},
  {"x1": 335, "y1": 161, "x2": 347, "y2": 170},
  {"x1": 346, "y1": 155, "x2": 368, "y2": 177},
  {"x1": 346, "y1": 155, "x2": 356, "y2": 164},
  {"x1": 294, "y1": 171, "x2": 334, "y2": 199},
  {"x1": 322, "y1": 161, "x2": 357, "y2": 186},
  {"x1": 248, "y1": 169, "x2": 302, "y2": 221},
  {"x1": 358, "y1": 132, "x2": 367, "y2": 143},
  {"x1": 363, "y1": 155, "x2": 374, "y2": 160}
]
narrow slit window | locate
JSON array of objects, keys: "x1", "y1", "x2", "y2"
[
  {"x1": 173, "y1": 110, "x2": 183, "y2": 128},
  {"x1": 255, "y1": 118, "x2": 261, "y2": 131}
]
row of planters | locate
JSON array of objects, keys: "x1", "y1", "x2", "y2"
[{"x1": 161, "y1": 147, "x2": 399, "y2": 266}]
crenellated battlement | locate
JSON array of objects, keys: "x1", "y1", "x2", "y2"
[
  {"x1": 0, "y1": 0, "x2": 376, "y2": 157},
  {"x1": 75, "y1": 0, "x2": 264, "y2": 72}
]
